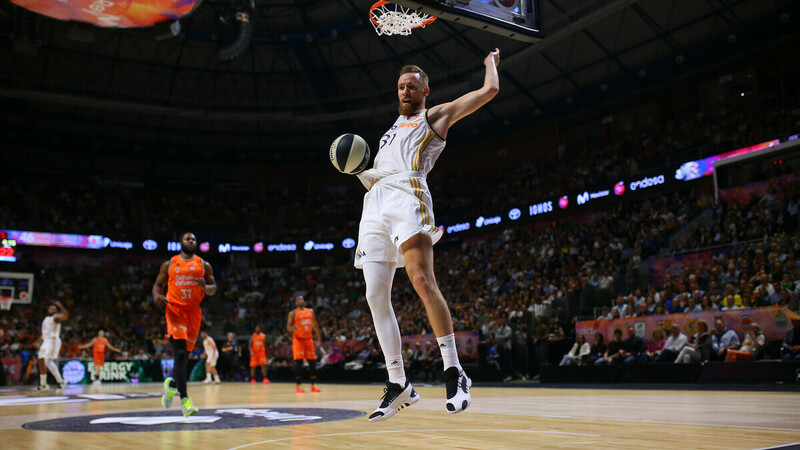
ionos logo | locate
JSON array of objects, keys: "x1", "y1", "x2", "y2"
[
  {"x1": 528, "y1": 201, "x2": 553, "y2": 216},
  {"x1": 22, "y1": 408, "x2": 366, "y2": 432},
  {"x1": 629, "y1": 175, "x2": 665, "y2": 191},
  {"x1": 446, "y1": 223, "x2": 470, "y2": 233},
  {"x1": 167, "y1": 241, "x2": 181, "y2": 252}
]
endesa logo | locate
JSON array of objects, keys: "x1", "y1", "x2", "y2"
[
  {"x1": 614, "y1": 182, "x2": 625, "y2": 196},
  {"x1": 629, "y1": 175, "x2": 665, "y2": 191},
  {"x1": 446, "y1": 222, "x2": 470, "y2": 234}
]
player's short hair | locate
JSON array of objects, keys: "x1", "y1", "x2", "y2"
[
  {"x1": 400, "y1": 65, "x2": 429, "y2": 87},
  {"x1": 180, "y1": 231, "x2": 194, "y2": 241}
]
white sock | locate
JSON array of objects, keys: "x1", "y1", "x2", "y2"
[
  {"x1": 213, "y1": 374, "x2": 220, "y2": 382},
  {"x1": 436, "y1": 334, "x2": 462, "y2": 372},
  {"x1": 46, "y1": 359, "x2": 63, "y2": 383},
  {"x1": 385, "y1": 354, "x2": 406, "y2": 386},
  {"x1": 40, "y1": 374, "x2": 47, "y2": 386},
  {"x1": 363, "y1": 262, "x2": 405, "y2": 386}
]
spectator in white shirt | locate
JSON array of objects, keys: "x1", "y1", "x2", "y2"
[{"x1": 652, "y1": 324, "x2": 688, "y2": 363}]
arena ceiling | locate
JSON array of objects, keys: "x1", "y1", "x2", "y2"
[{"x1": 0, "y1": 0, "x2": 798, "y2": 164}]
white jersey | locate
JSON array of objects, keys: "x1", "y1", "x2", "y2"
[
  {"x1": 203, "y1": 336, "x2": 218, "y2": 358},
  {"x1": 39, "y1": 315, "x2": 62, "y2": 360},
  {"x1": 42, "y1": 316, "x2": 61, "y2": 340},
  {"x1": 358, "y1": 109, "x2": 446, "y2": 189},
  {"x1": 354, "y1": 110, "x2": 446, "y2": 269}
]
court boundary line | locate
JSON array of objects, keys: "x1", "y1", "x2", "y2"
[{"x1": 226, "y1": 428, "x2": 602, "y2": 449}]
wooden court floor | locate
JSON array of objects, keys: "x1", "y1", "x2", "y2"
[{"x1": 1, "y1": 381, "x2": 799, "y2": 449}]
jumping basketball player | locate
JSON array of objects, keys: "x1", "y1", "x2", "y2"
[
  {"x1": 79, "y1": 330, "x2": 121, "y2": 385},
  {"x1": 34, "y1": 301, "x2": 69, "y2": 390},
  {"x1": 249, "y1": 326, "x2": 270, "y2": 384},
  {"x1": 354, "y1": 49, "x2": 500, "y2": 421},
  {"x1": 287, "y1": 295, "x2": 322, "y2": 393},
  {"x1": 201, "y1": 331, "x2": 221, "y2": 384},
  {"x1": 152, "y1": 232, "x2": 217, "y2": 417}
]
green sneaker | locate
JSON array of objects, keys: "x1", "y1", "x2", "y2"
[
  {"x1": 181, "y1": 397, "x2": 199, "y2": 418},
  {"x1": 162, "y1": 377, "x2": 177, "y2": 409}
]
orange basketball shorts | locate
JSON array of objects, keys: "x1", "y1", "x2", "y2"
[
  {"x1": 250, "y1": 352, "x2": 267, "y2": 367},
  {"x1": 292, "y1": 336, "x2": 316, "y2": 361},
  {"x1": 165, "y1": 302, "x2": 202, "y2": 351},
  {"x1": 93, "y1": 352, "x2": 105, "y2": 367}
]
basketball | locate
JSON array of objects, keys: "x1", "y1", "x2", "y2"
[{"x1": 329, "y1": 133, "x2": 370, "y2": 175}]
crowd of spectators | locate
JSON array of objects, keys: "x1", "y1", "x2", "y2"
[
  {"x1": 2, "y1": 76, "x2": 799, "y2": 243},
  {"x1": 1, "y1": 72, "x2": 799, "y2": 384},
  {"x1": 2, "y1": 179, "x2": 798, "y2": 383}
]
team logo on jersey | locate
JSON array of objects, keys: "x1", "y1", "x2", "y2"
[
  {"x1": 175, "y1": 266, "x2": 180, "y2": 273},
  {"x1": 22, "y1": 408, "x2": 365, "y2": 432}
]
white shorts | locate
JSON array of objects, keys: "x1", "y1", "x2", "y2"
[
  {"x1": 39, "y1": 337, "x2": 62, "y2": 360},
  {"x1": 206, "y1": 353, "x2": 218, "y2": 367},
  {"x1": 355, "y1": 172, "x2": 443, "y2": 269}
]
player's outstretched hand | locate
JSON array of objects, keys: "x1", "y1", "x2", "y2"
[
  {"x1": 486, "y1": 48, "x2": 500, "y2": 67},
  {"x1": 154, "y1": 294, "x2": 167, "y2": 309}
]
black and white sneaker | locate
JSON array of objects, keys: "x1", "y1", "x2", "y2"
[
  {"x1": 444, "y1": 367, "x2": 472, "y2": 414},
  {"x1": 368, "y1": 381, "x2": 419, "y2": 422}
]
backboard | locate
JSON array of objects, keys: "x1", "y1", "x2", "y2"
[
  {"x1": 0, "y1": 272, "x2": 35, "y2": 305},
  {"x1": 394, "y1": 0, "x2": 542, "y2": 42}
]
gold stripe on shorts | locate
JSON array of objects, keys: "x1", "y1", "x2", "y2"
[{"x1": 409, "y1": 177, "x2": 430, "y2": 226}]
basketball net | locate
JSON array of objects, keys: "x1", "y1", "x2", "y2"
[
  {"x1": 370, "y1": 1, "x2": 436, "y2": 37},
  {"x1": 0, "y1": 297, "x2": 12, "y2": 311}
]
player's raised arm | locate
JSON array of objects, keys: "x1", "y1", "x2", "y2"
[
  {"x1": 152, "y1": 260, "x2": 170, "y2": 308},
  {"x1": 53, "y1": 301, "x2": 69, "y2": 322},
  {"x1": 427, "y1": 49, "x2": 500, "y2": 137}
]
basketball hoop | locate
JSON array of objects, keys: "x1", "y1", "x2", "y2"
[
  {"x1": 0, "y1": 297, "x2": 12, "y2": 311},
  {"x1": 369, "y1": 1, "x2": 436, "y2": 37}
]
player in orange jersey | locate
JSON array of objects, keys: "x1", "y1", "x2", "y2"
[
  {"x1": 152, "y1": 232, "x2": 217, "y2": 417},
  {"x1": 79, "y1": 330, "x2": 121, "y2": 385},
  {"x1": 249, "y1": 325, "x2": 270, "y2": 384},
  {"x1": 287, "y1": 295, "x2": 322, "y2": 393}
]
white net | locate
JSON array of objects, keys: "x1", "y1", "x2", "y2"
[
  {"x1": 0, "y1": 297, "x2": 11, "y2": 311},
  {"x1": 370, "y1": 2, "x2": 435, "y2": 36}
]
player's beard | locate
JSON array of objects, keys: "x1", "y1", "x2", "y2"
[
  {"x1": 181, "y1": 244, "x2": 195, "y2": 256},
  {"x1": 398, "y1": 98, "x2": 421, "y2": 116}
]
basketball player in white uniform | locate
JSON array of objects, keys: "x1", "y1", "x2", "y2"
[
  {"x1": 201, "y1": 331, "x2": 221, "y2": 384},
  {"x1": 34, "y1": 301, "x2": 69, "y2": 390},
  {"x1": 355, "y1": 49, "x2": 500, "y2": 421}
]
